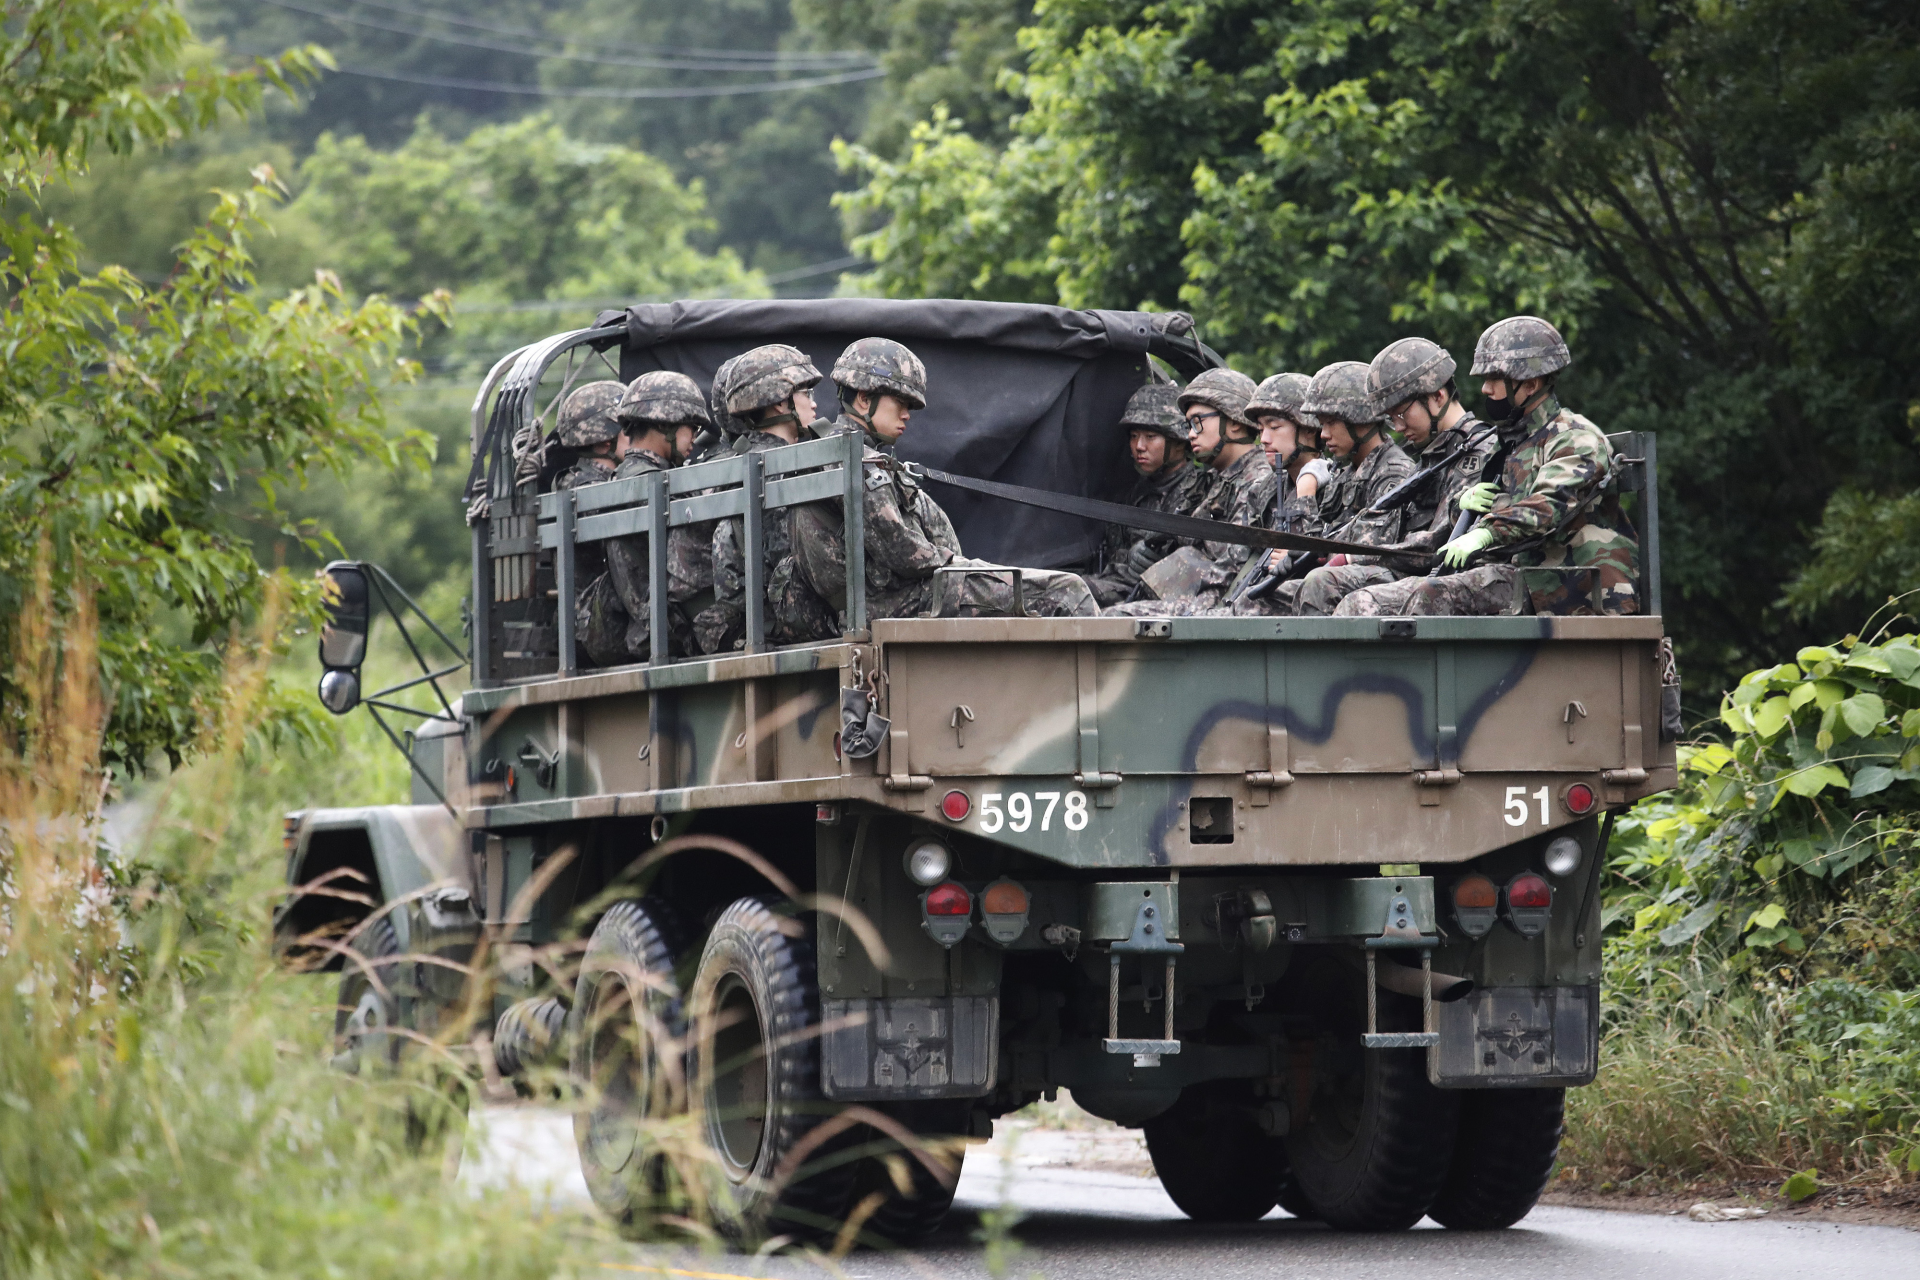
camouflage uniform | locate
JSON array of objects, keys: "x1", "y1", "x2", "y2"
[
  {"x1": 688, "y1": 346, "x2": 839, "y2": 652},
  {"x1": 1339, "y1": 317, "x2": 1638, "y2": 617},
  {"x1": 1247, "y1": 372, "x2": 1324, "y2": 534},
  {"x1": 550, "y1": 382, "x2": 626, "y2": 661},
  {"x1": 793, "y1": 339, "x2": 1097, "y2": 624},
  {"x1": 1105, "y1": 368, "x2": 1276, "y2": 616},
  {"x1": 1084, "y1": 382, "x2": 1215, "y2": 607}
]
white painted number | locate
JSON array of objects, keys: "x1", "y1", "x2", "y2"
[
  {"x1": 981, "y1": 793, "x2": 1005, "y2": 833},
  {"x1": 1064, "y1": 791, "x2": 1089, "y2": 830},
  {"x1": 1504, "y1": 785, "x2": 1554, "y2": 828},
  {"x1": 974, "y1": 788, "x2": 1091, "y2": 833},
  {"x1": 1504, "y1": 786, "x2": 1529, "y2": 827},
  {"x1": 1007, "y1": 792, "x2": 1033, "y2": 832},
  {"x1": 1035, "y1": 791, "x2": 1061, "y2": 830}
]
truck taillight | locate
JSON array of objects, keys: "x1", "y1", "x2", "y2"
[
  {"x1": 980, "y1": 879, "x2": 1030, "y2": 944},
  {"x1": 1564, "y1": 782, "x2": 1597, "y2": 815},
  {"x1": 940, "y1": 789, "x2": 972, "y2": 822},
  {"x1": 921, "y1": 881, "x2": 972, "y2": 948},
  {"x1": 1504, "y1": 872, "x2": 1552, "y2": 939},
  {"x1": 1452, "y1": 873, "x2": 1498, "y2": 937}
]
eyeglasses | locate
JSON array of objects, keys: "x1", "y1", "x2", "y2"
[{"x1": 1184, "y1": 410, "x2": 1221, "y2": 428}]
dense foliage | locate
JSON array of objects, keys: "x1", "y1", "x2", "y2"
[{"x1": 837, "y1": 0, "x2": 1920, "y2": 691}]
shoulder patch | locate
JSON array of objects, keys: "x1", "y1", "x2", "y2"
[{"x1": 865, "y1": 466, "x2": 891, "y2": 492}]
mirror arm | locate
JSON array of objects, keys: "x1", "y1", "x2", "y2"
[{"x1": 365, "y1": 705, "x2": 456, "y2": 817}]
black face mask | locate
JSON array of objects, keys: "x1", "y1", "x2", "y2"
[{"x1": 1482, "y1": 390, "x2": 1522, "y2": 424}]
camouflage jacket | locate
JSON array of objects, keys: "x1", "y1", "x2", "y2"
[
  {"x1": 553, "y1": 454, "x2": 618, "y2": 577},
  {"x1": 791, "y1": 421, "x2": 962, "y2": 623},
  {"x1": 1316, "y1": 439, "x2": 1417, "y2": 549},
  {"x1": 1480, "y1": 397, "x2": 1638, "y2": 616},
  {"x1": 1408, "y1": 414, "x2": 1499, "y2": 540},
  {"x1": 700, "y1": 430, "x2": 801, "y2": 653},
  {"x1": 1099, "y1": 462, "x2": 1216, "y2": 594},
  {"x1": 1187, "y1": 447, "x2": 1277, "y2": 577}
]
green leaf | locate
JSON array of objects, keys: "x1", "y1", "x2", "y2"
[
  {"x1": 1850, "y1": 764, "x2": 1895, "y2": 797},
  {"x1": 1812, "y1": 680, "x2": 1848, "y2": 710},
  {"x1": 1721, "y1": 698, "x2": 1753, "y2": 733},
  {"x1": 1658, "y1": 903, "x2": 1719, "y2": 947},
  {"x1": 1781, "y1": 764, "x2": 1849, "y2": 797},
  {"x1": 1838, "y1": 692, "x2": 1887, "y2": 738},
  {"x1": 1788, "y1": 681, "x2": 1821, "y2": 711},
  {"x1": 1900, "y1": 708, "x2": 1920, "y2": 738},
  {"x1": 1749, "y1": 696, "x2": 1792, "y2": 738},
  {"x1": 1781, "y1": 1170, "x2": 1819, "y2": 1202},
  {"x1": 1797, "y1": 647, "x2": 1839, "y2": 669},
  {"x1": 1743, "y1": 903, "x2": 1788, "y2": 932}
]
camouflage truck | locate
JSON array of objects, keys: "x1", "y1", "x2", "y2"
[{"x1": 279, "y1": 299, "x2": 1676, "y2": 1244}]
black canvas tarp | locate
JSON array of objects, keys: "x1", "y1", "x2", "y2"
[{"x1": 605, "y1": 298, "x2": 1222, "y2": 569}]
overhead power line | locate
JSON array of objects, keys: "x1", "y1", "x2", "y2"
[
  {"x1": 258, "y1": 0, "x2": 873, "y2": 67},
  {"x1": 320, "y1": 60, "x2": 884, "y2": 97}
]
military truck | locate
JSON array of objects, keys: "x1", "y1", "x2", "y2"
[{"x1": 280, "y1": 298, "x2": 1676, "y2": 1244}]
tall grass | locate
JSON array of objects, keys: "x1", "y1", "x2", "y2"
[{"x1": 0, "y1": 565, "x2": 596, "y2": 1279}]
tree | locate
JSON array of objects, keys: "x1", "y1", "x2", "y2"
[
  {"x1": 838, "y1": 0, "x2": 1920, "y2": 688},
  {"x1": 1, "y1": 0, "x2": 443, "y2": 772}
]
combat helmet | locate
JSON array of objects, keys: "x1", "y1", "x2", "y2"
[
  {"x1": 723, "y1": 344, "x2": 822, "y2": 436},
  {"x1": 617, "y1": 371, "x2": 712, "y2": 429},
  {"x1": 1119, "y1": 382, "x2": 1187, "y2": 443},
  {"x1": 1246, "y1": 372, "x2": 1318, "y2": 429},
  {"x1": 1178, "y1": 367, "x2": 1258, "y2": 429},
  {"x1": 556, "y1": 381, "x2": 627, "y2": 448},
  {"x1": 1469, "y1": 316, "x2": 1571, "y2": 382},
  {"x1": 1300, "y1": 361, "x2": 1382, "y2": 426},
  {"x1": 833, "y1": 337, "x2": 929, "y2": 412},
  {"x1": 1368, "y1": 337, "x2": 1456, "y2": 417}
]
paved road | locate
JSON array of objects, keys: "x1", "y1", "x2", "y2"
[{"x1": 465, "y1": 1107, "x2": 1920, "y2": 1280}]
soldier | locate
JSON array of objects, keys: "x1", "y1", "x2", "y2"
[
  {"x1": 1254, "y1": 362, "x2": 1415, "y2": 616},
  {"x1": 1082, "y1": 381, "x2": 1214, "y2": 607},
  {"x1": 693, "y1": 346, "x2": 838, "y2": 652},
  {"x1": 1340, "y1": 316, "x2": 1638, "y2": 617},
  {"x1": 578, "y1": 372, "x2": 712, "y2": 666},
  {"x1": 1248, "y1": 372, "x2": 1329, "y2": 529},
  {"x1": 548, "y1": 381, "x2": 626, "y2": 663},
  {"x1": 1102, "y1": 368, "x2": 1276, "y2": 616},
  {"x1": 790, "y1": 337, "x2": 1096, "y2": 624},
  {"x1": 1331, "y1": 338, "x2": 1500, "y2": 617}
]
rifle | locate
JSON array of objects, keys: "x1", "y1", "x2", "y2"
[{"x1": 1363, "y1": 420, "x2": 1498, "y2": 517}]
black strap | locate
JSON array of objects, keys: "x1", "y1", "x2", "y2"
[{"x1": 903, "y1": 463, "x2": 1425, "y2": 561}]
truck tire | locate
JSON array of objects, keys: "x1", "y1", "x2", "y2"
[
  {"x1": 1285, "y1": 993, "x2": 1458, "y2": 1231},
  {"x1": 495, "y1": 994, "x2": 568, "y2": 1084},
  {"x1": 571, "y1": 897, "x2": 689, "y2": 1229},
  {"x1": 689, "y1": 896, "x2": 857, "y2": 1244},
  {"x1": 848, "y1": 1101, "x2": 970, "y2": 1245},
  {"x1": 1144, "y1": 1081, "x2": 1288, "y2": 1221},
  {"x1": 333, "y1": 914, "x2": 470, "y2": 1152},
  {"x1": 1425, "y1": 1087, "x2": 1565, "y2": 1230}
]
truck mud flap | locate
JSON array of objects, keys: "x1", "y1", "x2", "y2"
[
  {"x1": 820, "y1": 996, "x2": 998, "y2": 1100},
  {"x1": 1429, "y1": 984, "x2": 1597, "y2": 1088}
]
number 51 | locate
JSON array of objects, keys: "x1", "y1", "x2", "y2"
[{"x1": 1504, "y1": 785, "x2": 1549, "y2": 827}]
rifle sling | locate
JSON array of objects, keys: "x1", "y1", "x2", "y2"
[{"x1": 905, "y1": 463, "x2": 1419, "y2": 561}]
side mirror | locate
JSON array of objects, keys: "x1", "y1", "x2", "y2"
[{"x1": 317, "y1": 561, "x2": 370, "y2": 715}]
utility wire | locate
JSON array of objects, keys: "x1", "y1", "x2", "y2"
[
  {"x1": 287, "y1": 0, "x2": 871, "y2": 64},
  {"x1": 319, "y1": 60, "x2": 883, "y2": 97},
  {"x1": 256, "y1": 0, "x2": 876, "y2": 73}
]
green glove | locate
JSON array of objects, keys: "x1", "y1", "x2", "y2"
[
  {"x1": 1441, "y1": 526, "x2": 1495, "y2": 568},
  {"x1": 1457, "y1": 481, "x2": 1500, "y2": 513}
]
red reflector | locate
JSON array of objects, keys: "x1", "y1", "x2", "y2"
[
  {"x1": 941, "y1": 789, "x2": 972, "y2": 822},
  {"x1": 1565, "y1": 783, "x2": 1597, "y2": 815},
  {"x1": 1507, "y1": 873, "x2": 1552, "y2": 910},
  {"x1": 1453, "y1": 873, "x2": 1499, "y2": 910},
  {"x1": 982, "y1": 880, "x2": 1028, "y2": 916},
  {"x1": 925, "y1": 882, "x2": 972, "y2": 916}
]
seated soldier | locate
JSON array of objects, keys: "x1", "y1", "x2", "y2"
[
  {"x1": 1265, "y1": 360, "x2": 1416, "y2": 616},
  {"x1": 694, "y1": 345, "x2": 838, "y2": 652},
  {"x1": 1229, "y1": 372, "x2": 1330, "y2": 601},
  {"x1": 548, "y1": 381, "x2": 625, "y2": 662},
  {"x1": 1337, "y1": 316, "x2": 1638, "y2": 617},
  {"x1": 1331, "y1": 337, "x2": 1498, "y2": 617},
  {"x1": 1082, "y1": 381, "x2": 1214, "y2": 607},
  {"x1": 789, "y1": 337, "x2": 1097, "y2": 626},
  {"x1": 577, "y1": 371, "x2": 712, "y2": 666},
  {"x1": 1103, "y1": 368, "x2": 1276, "y2": 616}
]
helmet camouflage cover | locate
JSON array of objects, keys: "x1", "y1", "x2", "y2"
[
  {"x1": 1368, "y1": 337, "x2": 1456, "y2": 416},
  {"x1": 1469, "y1": 316, "x2": 1571, "y2": 382},
  {"x1": 725, "y1": 343, "x2": 823, "y2": 417},
  {"x1": 832, "y1": 337, "x2": 929, "y2": 411},
  {"x1": 555, "y1": 380, "x2": 626, "y2": 447},
  {"x1": 1119, "y1": 381, "x2": 1187, "y2": 442},
  {"x1": 1245, "y1": 372, "x2": 1318, "y2": 429},
  {"x1": 1177, "y1": 367, "x2": 1258, "y2": 429},
  {"x1": 617, "y1": 370, "x2": 712, "y2": 429},
  {"x1": 1299, "y1": 361, "x2": 1381, "y2": 425}
]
